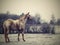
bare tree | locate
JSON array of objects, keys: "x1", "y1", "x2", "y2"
[
  {"x1": 50, "y1": 14, "x2": 56, "y2": 25},
  {"x1": 35, "y1": 13, "x2": 41, "y2": 24}
]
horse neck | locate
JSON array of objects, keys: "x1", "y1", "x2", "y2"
[
  {"x1": 20, "y1": 15, "x2": 27, "y2": 20},
  {"x1": 19, "y1": 15, "x2": 27, "y2": 23}
]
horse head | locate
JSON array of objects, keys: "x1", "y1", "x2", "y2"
[{"x1": 25, "y1": 12, "x2": 32, "y2": 19}]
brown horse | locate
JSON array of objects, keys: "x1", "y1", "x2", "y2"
[{"x1": 3, "y1": 12, "x2": 31, "y2": 43}]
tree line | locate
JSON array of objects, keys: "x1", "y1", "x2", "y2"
[{"x1": 0, "y1": 13, "x2": 60, "y2": 34}]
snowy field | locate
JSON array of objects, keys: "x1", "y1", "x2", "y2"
[
  {"x1": 0, "y1": 26, "x2": 60, "y2": 45},
  {"x1": 0, "y1": 34, "x2": 60, "y2": 45}
]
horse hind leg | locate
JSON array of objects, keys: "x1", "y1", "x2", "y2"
[
  {"x1": 3, "y1": 25, "x2": 7, "y2": 43},
  {"x1": 5, "y1": 32, "x2": 10, "y2": 43},
  {"x1": 4, "y1": 32, "x2": 7, "y2": 43},
  {"x1": 4, "y1": 26, "x2": 10, "y2": 43},
  {"x1": 6, "y1": 27, "x2": 10, "y2": 42}
]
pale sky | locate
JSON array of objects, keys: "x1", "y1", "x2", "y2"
[{"x1": 0, "y1": 0, "x2": 60, "y2": 22}]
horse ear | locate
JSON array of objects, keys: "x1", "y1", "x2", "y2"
[
  {"x1": 27, "y1": 12, "x2": 29, "y2": 14},
  {"x1": 26, "y1": 12, "x2": 29, "y2": 15}
]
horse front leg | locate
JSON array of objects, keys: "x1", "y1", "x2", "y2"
[
  {"x1": 22, "y1": 30, "x2": 25, "y2": 42},
  {"x1": 18, "y1": 32, "x2": 20, "y2": 41},
  {"x1": 17, "y1": 28, "x2": 21, "y2": 41}
]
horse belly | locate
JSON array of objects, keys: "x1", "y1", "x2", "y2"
[
  {"x1": 18, "y1": 28, "x2": 23, "y2": 33},
  {"x1": 10, "y1": 24, "x2": 17, "y2": 30}
]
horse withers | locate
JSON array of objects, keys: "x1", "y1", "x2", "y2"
[{"x1": 3, "y1": 12, "x2": 31, "y2": 43}]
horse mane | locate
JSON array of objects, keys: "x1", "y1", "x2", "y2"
[
  {"x1": 24, "y1": 12, "x2": 29, "y2": 19},
  {"x1": 19, "y1": 12, "x2": 29, "y2": 20}
]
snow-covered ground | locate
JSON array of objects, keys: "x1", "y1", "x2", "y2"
[
  {"x1": 0, "y1": 26, "x2": 60, "y2": 45},
  {"x1": 0, "y1": 34, "x2": 60, "y2": 45}
]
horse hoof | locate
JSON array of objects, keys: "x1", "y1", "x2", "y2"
[
  {"x1": 18, "y1": 40, "x2": 20, "y2": 41},
  {"x1": 5, "y1": 41, "x2": 10, "y2": 43},
  {"x1": 18, "y1": 38, "x2": 20, "y2": 41},
  {"x1": 18, "y1": 39, "x2": 19, "y2": 41},
  {"x1": 8, "y1": 40, "x2": 10, "y2": 42},
  {"x1": 5, "y1": 41, "x2": 8, "y2": 43},
  {"x1": 23, "y1": 40, "x2": 25, "y2": 42}
]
